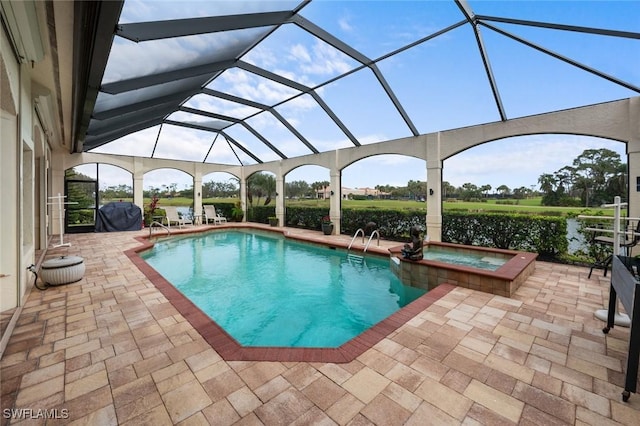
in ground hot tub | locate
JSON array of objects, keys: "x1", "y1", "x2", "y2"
[
  {"x1": 389, "y1": 242, "x2": 537, "y2": 297},
  {"x1": 40, "y1": 256, "x2": 85, "y2": 285}
]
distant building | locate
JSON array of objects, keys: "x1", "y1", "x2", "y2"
[{"x1": 315, "y1": 186, "x2": 390, "y2": 199}]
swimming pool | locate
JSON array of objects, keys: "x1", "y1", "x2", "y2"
[{"x1": 141, "y1": 230, "x2": 425, "y2": 348}]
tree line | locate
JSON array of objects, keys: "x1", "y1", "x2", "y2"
[
  {"x1": 95, "y1": 147, "x2": 626, "y2": 207},
  {"x1": 538, "y1": 148, "x2": 626, "y2": 207}
]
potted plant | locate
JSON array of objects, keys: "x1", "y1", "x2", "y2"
[
  {"x1": 321, "y1": 215, "x2": 333, "y2": 235},
  {"x1": 230, "y1": 201, "x2": 244, "y2": 222},
  {"x1": 268, "y1": 216, "x2": 279, "y2": 227}
]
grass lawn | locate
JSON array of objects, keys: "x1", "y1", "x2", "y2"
[
  {"x1": 285, "y1": 197, "x2": 613, "y2": 216},
  {"x1": 121, "y1": 196, "x2": 614, "y2": 217}
]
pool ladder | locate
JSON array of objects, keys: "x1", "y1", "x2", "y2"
[
  {"x1": 347, "y1": 253, "x2": 365, "y2": 265},
  {"x1": 348, "y1": 228, "x2": 380, "y2": 252},
  {"x1": 148, "y1": 221, "x2": 171, "y2": 237},
  {"x1": 347, "y1": 228, "x2": 380, "y2": 264}
]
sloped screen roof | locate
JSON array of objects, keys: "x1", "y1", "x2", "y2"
[{"x1": 80, "y1": 0, "x2": 640, "y2": 166}]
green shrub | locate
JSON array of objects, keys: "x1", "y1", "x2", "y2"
[
  {"x1": 248, "y1": 205, "x2": 276, "y2": 223},
  {"x1": 283, "y1": 207, "x2": 328, "y2": 230},
  {"x1": 442, "y1": 212, "x2": 567, "y2": 257},
  {"x1": 67, "y1": 209, "x2": 95, "y2": 225}
]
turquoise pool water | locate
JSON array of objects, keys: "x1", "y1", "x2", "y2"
[
  {"x1": 141, "y1": 230, "x2": 426, "y2": 347},
  {"x1": 423, "y1": 246, "x2": 507, "y2": 270}
]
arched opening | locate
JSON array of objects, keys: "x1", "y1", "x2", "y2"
[
  {"x1": 443, "y1": 134, "x2": 627, "y2": 255},
  {"x1": 64, "y1": 163, "x2": 134, "y2": 233},
  {"x1": 443, "y1": 134, "x2": 626, "y2": 206},
  {"x1": 342, "y1": 154, "x2": 426, "y2": 201},
  {"x1": 338, "y1": 154, "x2": 427, "y2": 237},
  {"x1": 202, "y1": 171, "x2": 239, "y2": 223},
  {"x1": 285, "y1": 165, "x2": 330, "y2": 203},
  {"x1": 143, "y1": 168, "x2": 194, "y2": 224},
  {"x1": 245, "y1": 171, "x2": 276, "y2": 223},
  {"x1": 98, "y1": 164, "x2": 135, "y2": 202},
  {"x1": 202, "y1": 171, "x2": 239, "y2": 200}
]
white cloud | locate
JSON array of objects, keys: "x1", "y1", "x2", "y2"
[
  {"x1": 103, "y1": 37, "x2": 200, "y2": 83},
  {"x1": 290, "y1": 43, "x2": 312, "y2": 63},
  {"x1": 297, "y1": 41, "x2": 354, "y2": 76},
  {"x1": 90, "y1": 127, "x2": 157, "y2": 157},
  {"x1": 338, "y1": 16, "x2": 353, "y2": 32},
  {"x1": 203, "y1": 171, "x2": 238, "y2": 184},
  {"x1": 217, "y1": 68, "x2": 300, "y2": 105},
  {"x1": 143, "y1": 169, "x2": 194, "y2": 191},
  {"x1": 243, "y1": 45, "x2": 279, "y2": 69}
]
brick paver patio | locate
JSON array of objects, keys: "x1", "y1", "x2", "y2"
[{"x1": 1, "y1": 225, "x2": 639, "y2": 425}]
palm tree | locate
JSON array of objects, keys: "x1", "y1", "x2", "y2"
[
  {"x1": 442, "y1": 181, "x2": 456, "y2": 198},
  {"x1": 537, "y1": 173, "x2": 555, "y2": 194},
  {"x1": 496, "y1": 184, "x2": 510, "y2": 198},
  {"x1": 247, "y1": 172, "x2": 276, "y2": 206},
  {"x1": 311, "y1": 180, "x2": 330, "y2": 199}
]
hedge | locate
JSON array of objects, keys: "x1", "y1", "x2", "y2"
[
  {"x1": 227, "y1": 205, "x2": 568, "y2": 258},
  {"x1": 442, "y1": 211, "x2": 567, "y2": 257}
]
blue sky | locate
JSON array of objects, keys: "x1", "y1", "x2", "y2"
[{"x1": 89, "y1": 0, "x2": 639, "y2": 192}]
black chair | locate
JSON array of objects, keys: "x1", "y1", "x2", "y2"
[{"x1": 589, "y1": 220, "x2": 640, "y2": 278}]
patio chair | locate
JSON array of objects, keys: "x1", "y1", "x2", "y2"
[
  {"x1": 163, "y1": 206, "x2": 193, "y2": 229},
  {"x1": 588, "y1": 220, "x2": 640, "y2": 278},
  {"x1": 203, "y1": 205, "x2": 228, "y2": 225}
]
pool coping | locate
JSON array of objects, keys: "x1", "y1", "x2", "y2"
[{"x1": 126, "y1": 225, "x2": 456, "y2": 363}]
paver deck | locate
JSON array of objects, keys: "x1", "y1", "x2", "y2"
[{"x1": 1, "y1": 224, "x2": 639, "y2": 425}]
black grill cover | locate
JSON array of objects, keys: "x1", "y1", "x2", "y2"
[{"x1": 95, "y1": 202, "x2": 142, "y2": 232}]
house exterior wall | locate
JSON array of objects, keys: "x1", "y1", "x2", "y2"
[
  {"x1": 1, "y1": 26, "x2": 22, "y2": 312},
  {"x1": 0, "y1": 109, "x2": 19, "y2": 312},
  {"x1": 0, "y1": 1, "x2": 56, "y2": 320}
]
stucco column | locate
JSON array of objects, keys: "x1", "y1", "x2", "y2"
[
  {"x1": 133, "y1": 173, "x2": 144, "y2": 212},
  {"x1": 426, "y1": 133, "x2": 442, "y2": 241},
  {"x1": 626, "y1": 99, "x2": 640, "y2": 255},
  {"x1": 276, "y1": 172, "x2": 284, "y2": 226},
  {"x1": 330, "y1": 168, "x2": 341, "y2": 234},
  {"x1": 193, "y1": 172, "x2": 202, "y2": 224},
  {"x1": 239, "y1": 174, "x2": 247, "y2": 222},
  {"x1": 627, "y1": 97, "x2": 640, "y2": 223},
  {"x1": 132, "y1": 157, "x2": 144, "y2": 212}
]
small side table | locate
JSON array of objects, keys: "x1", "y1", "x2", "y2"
[{"x1": 193, "y1": 214, "x2": 202, "y2": 225}]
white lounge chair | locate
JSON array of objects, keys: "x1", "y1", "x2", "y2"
[
  {"x1": 203, "y1": 205, "x2": 227, "y2": 225},
  {"x1": 163, "y1": 206, "x2": 193, "y2": 228}
]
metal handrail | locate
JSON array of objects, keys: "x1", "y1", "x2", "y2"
[
  {"x1": 578, "y1": 215, "x2": 640, "y2": 221},
  {"x1": 584, "y1": 228, "x2": 640, "y2": 236},
  {"x1": 579, "y1": 215, "x2": 640, "y2": 236},
  {"x1": 363, "y1": 230, "x2": 380, "y2": 252},
  {"x1": 348, "y1": 228, "x2": 365, "y2": 250},
  {"x1": 149, "y1": 221, "x2": 171, "y2": 237}
]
